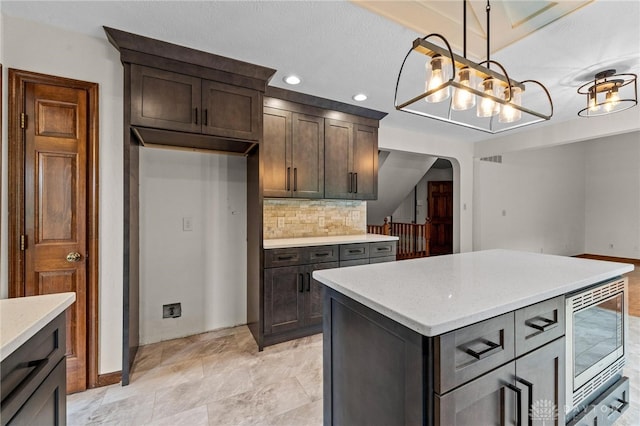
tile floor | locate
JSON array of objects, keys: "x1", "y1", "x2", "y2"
[{"x1": 68, "y1": 317, "x2": 639, "y2": 425}]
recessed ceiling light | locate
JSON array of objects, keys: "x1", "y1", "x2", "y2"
[
  {"x1": 283, "y1": 75, "x2": 301, "y2": 85},
  {"x1": 353, "y1": 93, "x2": 367, "y2": 102}
]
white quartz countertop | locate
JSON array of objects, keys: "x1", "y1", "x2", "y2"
[
  {"x1": 313, "y1": 249, "x2": 634, "y2": 337},
  {"x1": 1, "y1": 292, "x2": 76, "y2": 361},
  {"x1": 264, "y1": 233, "x2": 398, "y2": 249}
]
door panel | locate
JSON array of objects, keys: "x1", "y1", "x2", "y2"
[
  {"x1": 305, "y1": 262, "x2": 339, "y2": 326},
  {"x1": 25, "y1": 82, "x2": 87, "y2": 393},
  {"x1": 264, "y1": 266, "x2": 304, "y2": 335},
  {"x1": 324, "y1": 119, "x2": 353, "y2": 199},
  {"x1": 352, "y1": 124, "x2": 377, "y2": 200},
  {"x1": 428, "y1": 181, "x2": 453, "y2": 255},
  {"x1": 292, "y1": 113, "x2": 324, "y2": 199},
  {"x1": 202, "y1": 79, "x2": 260, "y2": 140}
]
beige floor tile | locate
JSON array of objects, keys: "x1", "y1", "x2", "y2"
[
  {"x1": 264, "y1": 398, "x2": 323, "y2": 426},
  {"x1": 144, "y1": 405, "x2": 209, "y2": 426},
  {"x1": 206, "y1": 377, "x2": 312, "y2": 425},
  {"x1": 82, "y1": 393, "x2": 155, "y2": 425}
]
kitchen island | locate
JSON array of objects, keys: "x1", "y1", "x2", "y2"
[{"x1": 313, "y1": 249, "x2": 634, "y2": 426}]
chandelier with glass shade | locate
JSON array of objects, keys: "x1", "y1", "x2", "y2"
[
  {"x1": 577, "y1": 69, "x2": 637, "y2": 117},
  {"x1": 394, "y1": 0, "x2": 553, "y2": 134}
]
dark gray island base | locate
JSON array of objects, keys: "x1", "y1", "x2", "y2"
[{"x1": 322, "y1": 282, "x2": 629, "y2": 426}]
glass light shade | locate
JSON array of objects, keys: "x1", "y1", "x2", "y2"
[
  {"x1": 499, "y1": 86, "x2": 522, "y2": 123},
  {"x1": 588, "y1": 91, "x2": 600, "y2": 112},
  {"x1": 452, "y1": 67, "x2": 476, "y2": 111},
  {"x1": 604, "y1": 87, "x2": 620, "y2": 112},
  {"x1": 425, "y1": 55, "x2": 451, "y2": 103},
  {"x1": 477, "y1": 78, "x2": 500, "y2": 117}
]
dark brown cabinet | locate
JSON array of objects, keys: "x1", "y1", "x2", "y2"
[
  {"x1": 263, "y1": 107, "x2": 324, "y2": 198},
  {"x1": 131, "y1": 64, "x2": 260, "y2": 142},
  {"x1": 325, "y1": 119, "x2": 378, "y2": 200}
]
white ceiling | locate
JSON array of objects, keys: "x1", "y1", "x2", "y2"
[{"x1": 2, "y1": 0, "x2": 639, "y2": 144}]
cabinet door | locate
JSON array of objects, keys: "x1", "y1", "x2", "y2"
[
  {"x1": 292, "y1": 113, "x2": 324, "y2": 199},
  {"x1": 263, "y1": 107, "x2": 292, "y2": 197},
  {"x1": 352, "y1": 124, "x2": 378, "y2": 200},
  {"x1": 264, "y1": 266, "x2": 304, "y2": 335},
  {"x1": 516, "y1": 337, "x2": 565, "y2": 426},
  {"x1": 324, "y1": 119, "x2": 354, "y2": 199},
  {"x1": 202, "y1": 80, "x2": 260, "y2": 141},
  {"x1": 305, "y1": 262, "x2": 339, "y2": 326},
  {"x1": 436, "y1": 361, "x2": 518, "y2": 426},
  {"x1": 130, "y1": 64, "x2": 201, "y2": 133},
  {"x1": 6, "y1": 359, "x2": 66, "y2": 426}
]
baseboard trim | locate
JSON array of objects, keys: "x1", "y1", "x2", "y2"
[
  {"x1": 95, "y1": 371, "x2": 122, "y2": 387},
  {"x1": 575, "y1": 254, "x2": 640, "y2": 265}
]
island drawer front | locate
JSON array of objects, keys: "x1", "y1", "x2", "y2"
[
  {"x1": 514, "y1": 295, "x2": 565, "y2": 357},
  {"x1": 306, "y1": 245, "x2": 339, "y2": 263},
  {"x1": 369, "y1": 241, "x2": 397, "y2": 258},
  {"x1": 0, "y1": 312, "x2": 66, "y2": 423},
  {"x1": 340, "y1": 243, "x2": 370, "y2": 261},
  {"x1": 593, "y1": 376, "x2": 629, "y2": 426},
  {"x1": 567, "y1": 405, "x2": 597, "y2": 426},
  {"x1": 435, "y1": 312, "x2": 515, "y2": 394},
  {"x1": 265, "y1": 248, "x2": 305, "y2": 268}
]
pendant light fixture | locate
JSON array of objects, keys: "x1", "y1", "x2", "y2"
[
  {"x1": 394, "y1": 0, "x2": 553, "y2": 134},
  {"x1": 577, "y1": 69, "x2": 637, "y2": 117}
]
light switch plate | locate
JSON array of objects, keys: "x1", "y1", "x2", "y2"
[
  {"x1": 318, "y1": 217, "x2": 325, "y2": 227},
  {"x1": 277, "y1": 217, "x2": 285, "y2": 228},
  {"x1": 183, "y1": 217, "x2": 193, "y2": 231},
  {"x1": 352, "y1": 210, "x2": 360, "y2": 220}
]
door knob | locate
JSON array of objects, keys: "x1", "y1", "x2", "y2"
[{"x1": 66, "y1": 252, "x2": 82, "y2": 262}]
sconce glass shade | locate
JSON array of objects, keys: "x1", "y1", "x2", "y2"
[
  {"x1": 425, "y1": 55, "x2": 451, "y2": 103},
  {"x1": 578, "y1": 70, "x2": 637, "y2": 117},
  {"x1": 499, "y1": 86, "x2": 522, "y2": 123},
  {"x1": 477, "y1": 78, "x2": 500, "y2": 118},
  {"x1": 452, "y1": 67, "x2": 476, "y2": 111}
]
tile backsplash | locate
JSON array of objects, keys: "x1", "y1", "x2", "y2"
[{"x1": 264, "y1": 199, "x2": 366, "y2": 239}]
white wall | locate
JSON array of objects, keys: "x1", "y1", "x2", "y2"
[
  {"x1": 1, "y1": 15, "x2": 123, "y2": 374},
  {"x1": 473, "y1": 143, "x2": 586, "y2": 256},
  {"x1": 584, "y1": 132, "x2": 640, "y2": 259},
  {"x1": 139, "y1": 148, "x2": 247, "y2": 345}
]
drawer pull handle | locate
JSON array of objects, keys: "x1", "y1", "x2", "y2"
[
  {"x1": 505, "y1": 384, "x2": 523, "y2": 426},
  {"x1": 348, "y1": 249, "x2": 364, "y2": 254},
  {"x1": 516, "y1": 377, "x2": 534, "y2": 426},
  {"x1": 277, "y1": 255, "x2": 295, "y2": 261},
  {"x1": 314, "y1": 252, "x2": 330, "y2": 257},
  {"x1": 376, "y1": 247, "x2": 390, "y2": 252},
  {"x1": 609, "y1": 398, "x2": 628, "y2": 414},
  {"x1": 465, "y1": 339, "x2": 502, "y2": 360},
  {"x1": 525, "y1": 316, "x2": 558, "y2": 332}
]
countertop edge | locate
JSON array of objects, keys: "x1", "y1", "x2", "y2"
[
  {"x1": 1, "y1": 292, "x2": 76, "y2": 361},
  {"x1": 264, "y1": 234, "x2": 399, "y2": 249},
  {"x1": 314, "y1": 261, "x2": 633, "y2": 337}
]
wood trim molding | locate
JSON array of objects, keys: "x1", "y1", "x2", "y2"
[
  {"x1": 8, "y1": 68, "x2": 101, "y2": 390},
  {"x1": 575, "y1": 254, "x2": 640, "y2": 265},
  {"x1": 97, "y1": 371, "x2": 122, "y2": 387}
]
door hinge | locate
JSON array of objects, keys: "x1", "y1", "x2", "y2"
[
  {"x1": 20, "y1": 235, "x2": 27, "y2": 251},
  {"x1": 20, "y1": 113, "x2": 27, "y2": 129}
]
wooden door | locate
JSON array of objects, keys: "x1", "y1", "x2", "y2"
[
  {"x1": 24, "y1": 82, "x2": 88, "y2": 393},
  {"x1": 263, "y1": 107, "x2": 292, "y2": 197},
  {"x1": 428, "y1": 181, "x2": 453, "y2": 255},
  {"x1": 263, "y1": 266, "x2": 305, "y2": 335},
  {"x1": 292, "y1": 113, "x2": 324, "y2": 199},
  {"x1": 352, "y1": 124, "x2": 378, "y2": 200},
  {"x1": 324, "y1": 119, "x2": 353, "y2": 199},
  {"x1": 201, "y1": 79, "x2": 260, "y2": 141},
  {"x1": 305, "y1": 262, "x2": 339, "y2": 326}
]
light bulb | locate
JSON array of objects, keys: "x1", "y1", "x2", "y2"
[
  {"x1": 425, "y1": 55, "x2": 450, "y2": 103},
  {"x1": 499, "y1": 86, "x2": 522, "y2": 123},
  {"x1": 477, "y1": 78, "x2": 500, "y2": 118},
  {"x1": 452, "y1": 67, "x2": 476, "y2": 111},
  {"x1": 604, "y1": 86, "x2": 620, "y2": 112},
  {"x1": 588, "y1": 91, "x2": 600, "y2": 112}
]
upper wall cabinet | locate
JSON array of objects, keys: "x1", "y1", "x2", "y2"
[
  {"x1": 104, "y1": 26, "x2": 276, "y2": 155},
  {"x1": 263, "y1": 107, "x2": 324, "y2": 199},
  {"x1": 324, "y1": 120, "x2": 378, "y2": 200},
  {"x1": 131, "y1": 65, "x2": 261, "y2": 142},
  {"x1": 263, "y1": 87, "x2": 386, "y2": 201}
]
